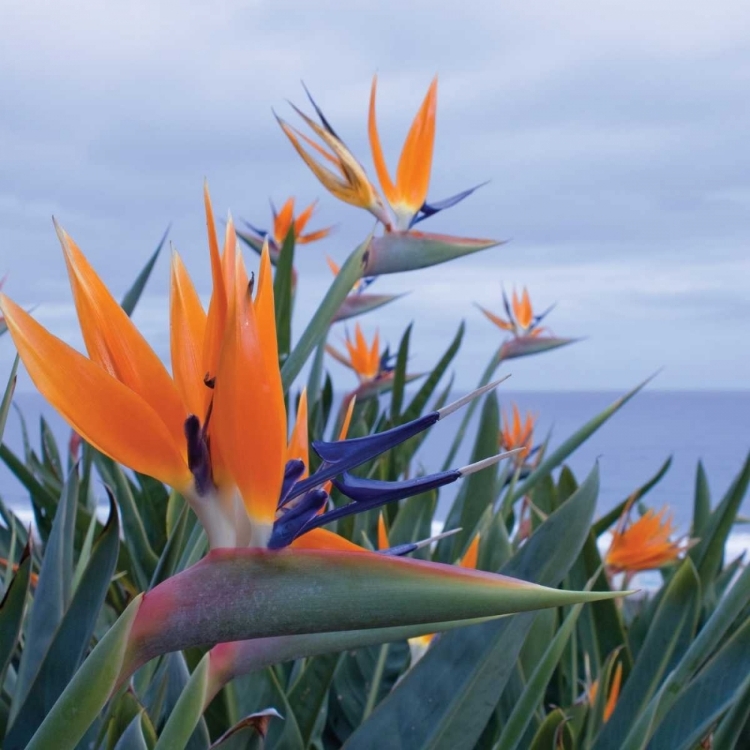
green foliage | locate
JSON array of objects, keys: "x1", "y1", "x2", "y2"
[{"x1": 0, "y1": 176, "x2": 748, "y2": 750}]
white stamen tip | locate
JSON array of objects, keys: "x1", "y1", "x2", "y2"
[
  {"x1": 412, "y1": 527, "x2": 462, "y2": 551},
  {"x1": 459, "y1": 449, "x2": 521, "y2": 477},
  {"x1": 437, "y1": 375, "x2": 511, "y2": 420}
]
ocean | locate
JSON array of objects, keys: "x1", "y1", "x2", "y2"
[{"x1": 2, "y1": 390, "x2": 749, "y2": 556}]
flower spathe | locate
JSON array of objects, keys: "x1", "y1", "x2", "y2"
[
  {"x1": 0, "y1": 187, "x2": 514, "y2": 553},
  {"x1": 278, "y1": 79, "x2": 499, "y2": 271}
]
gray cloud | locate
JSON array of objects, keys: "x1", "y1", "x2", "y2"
[{"x1": 1, "y1": 0, "x2": 748, "y2": 391}]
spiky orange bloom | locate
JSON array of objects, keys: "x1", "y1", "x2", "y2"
[
  {"x1": 280, "y1": 80, "x2": 489, "y2": 239},
  {"x1": 500, "y1": 405, "x2": 536, "y2": 464},
  {"x1": 0, "y1": 187, "x2": 336, "y2": 551},
  {"x1": 605, "y1": 507, "x2": 684, "y2": 572},
  {"x1": 588, "y1": 661, "x2": 623, "y2": 722},
  {"x1": 275, "y1": 105, "x2": 390, "y2": 226},
  {"x1": 272, "y1": 198, "x2": 332, "y2": 247},
  {"x1": 368, "y1": 76, "x2": 437, "y2": 230},
  {"x1": 478, "y1": 287, "x2": 549, "y2": 338},
  {"x1": 326, "y1": 323, "x2": 383, "y2": 383}
]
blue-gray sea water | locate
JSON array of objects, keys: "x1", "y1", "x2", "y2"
[{"x1": 2, "y1": 390, "x2": 749, "y2": 537}]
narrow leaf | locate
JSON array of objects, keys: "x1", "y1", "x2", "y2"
[{"x1": 120, "y1": 227, "x2": 169, "y2": 316}]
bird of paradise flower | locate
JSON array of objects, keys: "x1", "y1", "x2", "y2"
[{"x1": 275, "y1": 78, "x2": 501, "y2": 276}]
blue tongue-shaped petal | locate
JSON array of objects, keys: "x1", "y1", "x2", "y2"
[
  {"x1": 409, "y1": 182, "x2": 489, "y2": 227},
  {"x1": 281, "y1": 412, "x2": 438, "y2": 504},
  {"x1": 269, "y1": 489, "x2": 328, "y2": 549},
  {"x1": 297, "y1": 449, "x2": 518, "y2": 539},
  {"x1": 282, "y1": 377, "x2": 509, "y2": 507}
]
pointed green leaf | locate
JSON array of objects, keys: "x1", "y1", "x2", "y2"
[
  {"x1": 95, "y1": 454, "x2": 158, "y2": 588},
  {"x1": 438, "y1": 390, "x2": 499, "y2": 561},
  {"x1": 120, "y1": 227, "x2": 168, "y2": 316},
  {"x1": 7, "y1": 495, "x2": 120, "y2": 749},
  {"x1": 333, "y1": 292, "x2": 404, "y2": 322},
  {"x1": 281, "y1": 235, "x2": 370, "y2": 390},
  {"x1": 25, "y1": 594, "x2": 142, "y2": 750},
  {"x1": 128, "y1": 543, "x2": 622, "y2": 673},
  {"x1": 402, "y1": 321, "x2": 463, "y2": 426},
  {"x1": 593, "y1": 558, "x2": 700, "y2": 749},
  {"x1": 389, "y1": 323, "x2": 412, "y2": 422},
  {"x1": 499, "y1": 335, "x2": 579, "y2": 360},
  {"x1": 648, "y1": 616, "x2": 750, "y2": 750},
  {"x1": 11, "y1": 470, "x2": 79, "y2": 719},
  {"x1": 688, "y1": 451, "x2": 750, "y2": 591},
  {"x1": 712, "y1": 673, "x2": 750, "y2": 750},
  {"x1": 0, "y1": 356, "x2": 19, "y2": 444},
  {"x1": 344, "y1": 465, "x2": 605, "y2": 750},
  {"x1": 0, "y1": 542, "x2": 32, "y2": 682},
  {"x1": 621, "y1": 558, "x2": 750, "y2": 749},
  {"x1": 273, "y1": 229, "x2": 296, "y2": 361},
  {"x1": 287, "y1": 652, "x2": 340, "y2": 747},
  {"x1": 362, "y1": 231, "x2": 502, "y2": 275},
  {"x1": 692, "y1": 461, "x2": 711, "y2": 537},
  {"x1": 113, "y1": 712, "x2": 149, "y2": 750},
  {"x1": 495, "y1": 592, "x2": 587, "y2": 750}
]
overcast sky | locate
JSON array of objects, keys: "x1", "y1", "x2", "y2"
[{"x1": 1, "y1": 0, "x2": 749, "y2": 392}]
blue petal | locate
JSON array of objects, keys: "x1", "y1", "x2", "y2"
[
  {"x1": 268, "y1": 489, "x2": 328, "y2": 549},
  {"x1": 277, "y1": 459, "x2": 306, "y2": 509},
  {"x1": 241, "y1": 219, "x2": 269, "y2": 239},
  {"x1": 409, "y1": 182, "x2": 489, "y2": 227},
  {"x1": 532, "y1": 303, "x2": 556, "y2": 327},
  {"x1": 502, "y1": 288, "x2": 514, "y2": 322},
  {"x1": 301, "y1": 81, "x2": 344, "y2": 142},
  {"x1": 380, "y1": 542, "x2": 421, "y2": 556},
  {"x1": 299, "y1": 468, "x2": 460, "y2": 533},
  {"x1": 282, "y1": 412, "x2": 439, "y2": 504},
  {"x1": 184, "y1": 416, "x2": 212, "y2": 496}
]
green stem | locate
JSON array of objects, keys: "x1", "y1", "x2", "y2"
[{"x1": 362, "y1": 643, "x2": 390, "y2": 721}]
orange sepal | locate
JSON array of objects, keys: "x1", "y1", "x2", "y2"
[
  {"x1": 0, "y1": 295, "x2": 191, "y2": 490},
  {"x1": 57, "y1": 224, "x2": 187, "y2": 451},
  {"x1": 322, "y1": 396, "x2": 356, "y2": 497},
  {"x1": 477, "y1": 304, "x2": 513, "y2": 332},
  {"x1": 514, "y1": 288, "x2": 533, "y2": 330},
  {"x1": 396, "y1": 77, "x2": 437, "y2": 214},
  {"x1": 378, "y1": 512, "x2": 389, "y2": 551},
  {"x1": 212, "y1": 264, "x2": 286, "y2": 524},
  {"x1": 170, "y1": 251, "x2": 207, "y2": 419},
  {"x1": 254, "y1": 244, "x2": 281, "y2": 377},
  {"x1": 460, "y1": 535, "x2": 480, "y2": 569},
  {"x1": 368, "y1": 75, "x2": 398, "y2": 208},
  {"x1": 289, "y1": 527, "x2": 366, "y2": 552},
  {"x1": 287, "y1": 388, "x2": 309, "y2": 475},
  {"x1": 604, "y1": 662, "x2": 622, "y2": 722},
  {"x1": 274, "y1": 198, "x2": 296, "y2": 245}
]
